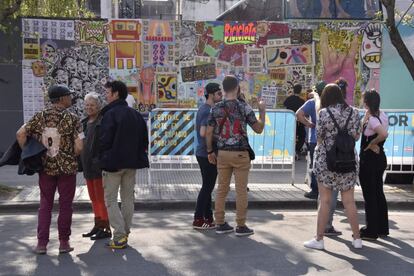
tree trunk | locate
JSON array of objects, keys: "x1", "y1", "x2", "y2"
[
  {"x1": 381, "y1": 0, "x2": 414, "y2": 80},
  {"x1": 0, "y1": 0, "x2": 24, "y2": 25}
]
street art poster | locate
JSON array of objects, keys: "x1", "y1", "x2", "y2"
[
  {"x1": 359, "y1": 22, "x2": 382, "y2": 92},
  {"x1": 23, "y1": 38, "x2": 40, "y2": 60},
  {"x1": 256, "y1": 22, "x2": 290, "y2": 47},
  {"x1": 265, "y1": 45, "x2": 312, "y2": 67},
  {"x1": 261, "y1": 86, "x2": 278, "y2": 108},
  {"x1": 157, "y1": 74, "x2": 177, "y2": 104},
  {"x1": 181, "y1": 63, "x2": 216, "y2": 82},
  {"x1": 177, "y1": 82, "x2": 198, "y2": 108},
  {"x1": 267, "y1": 38, "x2": 291, "y2": 47},
  {"x1": 75, "y1": 20, "x2": 106, "y2": 44},
  {"x1": 106, "y1": 18, "x2": 142, "y2": 111},
  {"x1": 224, "y1": 22, "x2": 256, "y2": 45},
  {"x1": 142, "y1": 20, "x2": 178, "y2": 68},
  {"x1": 150, "y1": 110, "x2": 196, "y2": 156},
  {"x1": 138, "y1": 67, "x2": 156, "y2": 112},
  {"x1": 22, "y1": 18, "x2": 75, "y2": 40},
  {"x1": 195, "y1": 22, "x2": 224, "y2": 58},
  {"x1": 178, "y1": 21, "x2": 198, "y2": 61},
  {"x1": 247, "y1": 48, "x2": 264, "y2": 74},
  {"x1": 42, "y1": 45, "x2": 109, "y2": 116},
  {"x1": 316, "y1": 25, "x2": 361, "y2": 105},
  {"x1": 290, "y1": 29, "x2": 313, "y2": 44},
  {"x1": 22, "y1": 60, "x2": 45, "y2": 122}
]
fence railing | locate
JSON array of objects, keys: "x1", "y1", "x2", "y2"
[
  {"x1": 147, "y1": 108, "x2": 296, "y2": 184},
  {"x1": 356, "y1": 109, "x2": 414, "y2": 177}
]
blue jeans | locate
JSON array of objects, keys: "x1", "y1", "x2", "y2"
[
  {"x1": 326, "y1": 189, "x2": 339, "y2": 229},
  {"x1": 308, "y1": 143, "x2": 318, "y2": 194}
]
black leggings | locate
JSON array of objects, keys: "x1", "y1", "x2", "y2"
[
  {"x1": 359, "y1": 151, "x2": 389, "y2": 236},
  {"x1": 194, "y1": 156, "x2": 218, "y2": 220}
]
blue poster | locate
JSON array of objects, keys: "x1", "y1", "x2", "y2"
[
  {"x1": 248, "y1": 110, "x2": 295, "y2": 164},
  {"x1": 149, "y1": 109, "x2": 296, "y2": 165},
  {"x1": 357, "y1": 111, "x2": 414, "y2": 165}
]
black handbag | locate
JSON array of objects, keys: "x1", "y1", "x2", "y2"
[{"x1": 247, "y1": 144, "x2": 255, "y2": 160}]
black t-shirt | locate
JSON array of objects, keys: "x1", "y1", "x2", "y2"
[{"x1": 283, "y1": 95, "x2": 305, "y2": 112}]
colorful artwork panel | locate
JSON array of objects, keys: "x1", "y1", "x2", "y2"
[
  {"x1": 265, "y1": 45, "x2": 312, "y2": 67},
  {"x1": 256, "y1": 22, "x2": 290, "y2": 47},
  {"x1": 157, "y1": 74, "x2": 177, "y2": 104},
  {"x1": 138, "y1": 67, "x2": 156, "y2": 112},
  {"x1": 75, "y1": 20, "x2": 106, "y2": 44},
  {"x1": 107, "y1": 20, "x2": 141, "y2": 41},
  {"x1": 195, "y1": 22, "x2": 224, "y2": 58},
  {"x1": 224, "y1": 22, "x2": 256, "y2": 45}
]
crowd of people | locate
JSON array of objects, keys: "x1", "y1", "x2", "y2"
[{"x1": 14, "y1": 74, "x2": 389, "y2": 254}]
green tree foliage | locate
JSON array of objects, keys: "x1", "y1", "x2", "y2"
[
  {"x1": 0, "y1": 0, "x2": 95, "y2": 30},
  {"x1": 381, "y1": 0, "x2": 414, "y2": 80}
]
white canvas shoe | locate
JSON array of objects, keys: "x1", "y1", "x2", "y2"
[
  {"x1": 304, "y1": 238, "x2": 325, "y2": 250},
  {"x1": 352, "y1": 238, "x2": 363, "y2": 249}
]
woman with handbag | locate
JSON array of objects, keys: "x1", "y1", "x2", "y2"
[
  {"x1": 359, "y1": 89, "x2": 389, "y2": 240},
  {"x1": 80, "y1": 92, "x2": 111, "y2": 240}
]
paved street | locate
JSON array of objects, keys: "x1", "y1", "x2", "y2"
[
  {"x1": 1, "y1": 160, "x2": 414, "y2": 210},
  {"x1": 1, "y1": 210, "x2": 413, "y2": 276}
]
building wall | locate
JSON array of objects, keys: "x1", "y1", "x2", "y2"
[
  {"x1": 182, "y1": 0, "x2": 239, "y2": 20},
  {"x1": 0, "y1": 21, "x2": 23, "y2": 154},
  {"x1": 380, "y1": 24, "x2": 414, "y2": 109}
]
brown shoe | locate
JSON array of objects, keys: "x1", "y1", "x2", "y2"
[
  {"x1": 59, "y1": 240, "x2": 74, "y2": 254},
  {"x1": 34, "y1": 244, "x2": 47, "y2": 255}
]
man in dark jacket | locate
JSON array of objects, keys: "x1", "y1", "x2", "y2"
[{"x1": 100, "y1": 80, "x2": 149, "y2": 249}]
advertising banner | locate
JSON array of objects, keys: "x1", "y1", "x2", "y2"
[{"x1": 149, "y1": 109, "x2": 295, "y2": 165}]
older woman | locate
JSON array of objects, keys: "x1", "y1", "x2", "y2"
[
  {"x1": 81, "y1": 92, "x2": 111, "y2": 240},
  {"x1": 359, "y1": 89, "x2": 389, "y2": 240},
  {"x1": 304, "y1": 84, "x2": 362, "y2": 250}
]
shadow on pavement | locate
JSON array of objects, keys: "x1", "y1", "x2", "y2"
[
  {"x1": 77, "y1": 241, "x2": 170, "y2": 275},
  {"x1": 324, "y1": 235, "x2": 414, "y2": 275}
]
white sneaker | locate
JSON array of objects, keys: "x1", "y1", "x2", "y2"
[
  {"x1": 352, "y1": 238, "x2": 363, "y2": 249},
  {"x1": 304, "y1": 238, "x2": 325, "y2": 250}
]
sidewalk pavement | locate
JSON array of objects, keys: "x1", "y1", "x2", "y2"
[
  {"x1": 1, "y1": 211, "x2": 414, "y2": 275},
  {"x1": 1, "y1": 159, "x2": 414, "y2": 211}
]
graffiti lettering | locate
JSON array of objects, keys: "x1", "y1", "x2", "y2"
[{"x1": 224, "y1": 23, "x2": 256, "y2": 45}]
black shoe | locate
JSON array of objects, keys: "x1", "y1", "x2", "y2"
[
  {"x1": 324, "y1": 227, "x2": 342, "y2": 236},
  {"x1": 304, "y1": 191, "x2": 318, "y2": 200},
  {"x1": 82, "y1": 227, "x2": 99, "y2": 238},
  {"x1": 359, "y1": 227, "x2": 378, "y2": 241},
  {"x1": 215, "y1": 222, "x2": 234, "y2": 234},
  {"x1": 235, "y1": 226, "x2": 254, "y2": 237},
  {"x1": 90, "y1": 230, "x2": 112, "y2": 240}
]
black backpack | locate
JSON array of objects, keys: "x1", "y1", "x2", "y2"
[{"x1": 326, "y1": 108, "x2": 356, "y2": 173}]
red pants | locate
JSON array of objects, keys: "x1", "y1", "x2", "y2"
[
  {"x1": 86, "y1": 178, "x2": 108, "y2": 221},
  {"x1": 38, "y1": 172, "x2": 76, "y2": 245}
]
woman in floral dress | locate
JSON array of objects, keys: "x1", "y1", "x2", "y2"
[{"x1": 304, "y1": 84, "x2": 362, "y2": 250}]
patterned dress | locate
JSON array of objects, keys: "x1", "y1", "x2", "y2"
[{"x1": 313, "y1": 104, "x2": 361, "y2": 191}]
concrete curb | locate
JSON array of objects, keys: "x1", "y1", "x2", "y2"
[{"x1": 0, "y1": 200, "x2": 413, "y2": 212}]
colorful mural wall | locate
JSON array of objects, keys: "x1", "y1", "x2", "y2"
[{"x1": 21, "y1": 18, "x2": 383, "y2": 119}]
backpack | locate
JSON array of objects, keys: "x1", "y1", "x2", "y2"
[{"x1": 326, "y1": 107, "x2": 356, "y2": 173}]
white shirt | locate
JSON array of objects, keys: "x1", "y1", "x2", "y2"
[{"x1": 126, "y1": 94, "x2": 136, "y2": 108}]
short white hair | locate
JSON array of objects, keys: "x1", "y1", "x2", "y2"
[{"x1": 84, "y1": 92, "x2": 104, "y2": 109}]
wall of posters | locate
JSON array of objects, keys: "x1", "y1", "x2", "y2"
[{"x1": 21, "y1": 17, "x2": 384, "y2": 119}]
